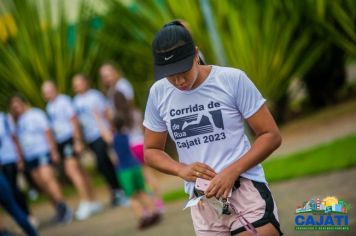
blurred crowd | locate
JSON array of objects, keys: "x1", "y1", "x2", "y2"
[{"x1": 0, "y1": 62, "x2": 164, "y2": 236}]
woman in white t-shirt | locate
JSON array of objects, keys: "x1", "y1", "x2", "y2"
[
  {"x1": 41, "y1": 81, "x2": 102, "y2": 220},
  {"x1": 143, "y1": 21, "x2": 283, "y2": 236},
  {"x1": 9, "y1": 95, "x2": 72, "y2": 224},
  {"x1": 72, "y1": 74, "x2": 127, "y2": 207}
]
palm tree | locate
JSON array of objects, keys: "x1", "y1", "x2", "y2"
[{"x1": 0, "y1": 0, "x2": 107, "y2": 109}]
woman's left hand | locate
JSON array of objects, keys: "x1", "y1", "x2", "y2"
[{"x1": 205, "y1": 166, "x2": 239, "y2": 199}]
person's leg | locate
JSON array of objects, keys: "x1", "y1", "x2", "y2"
[
  {"x1": 23, "y1": 168, "x2": 40, "y2": 201},
  {"x1": 64, "y1": 158, "x2": 92, "y2": 202},
  {"x1": 29, "y1": 158, "x2": 72, "y2": 224},
  {"x1": 89, "y1": 138, "x2": 120, "y2": 190},
  {"x1": 63, "y1": 153, "x2": 102, "y2": 220},
  {"x1": 0, "y1": 174, "x2": 37, "y2": 236},
  {"x1": 130, "y1": 195, "x2": 144, "y2": 219},
  {"x1": 230, "y1": 178, "x2": 283, "y2": 236},
  {"x1": 136, "y1": 192, "x2": 156, "y2": 215},
  {"x1": 2, "y1": 163, "x2": 31, "y2": 215},
  {"x1": 133, "y1": 167, "x2": 157, "y2": 213},
  {"x1": 31, "y1": 165, "x2": 63, "y2": 204}
]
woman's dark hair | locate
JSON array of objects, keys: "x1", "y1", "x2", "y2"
[
  {"x1": 112, "y1": 114, "x2": 126, "y2": 133},
  {"x1": 101, "y1": 61, "x2": 122, "y2": 75},
  {"x1": 8, "y1": 93, "x2": 29, "y2": 107},
  {"x1": 152, "y1": 20, "x2": 194, "y2": 53},
  {"x1": 112, "y1": 91, "x2": 134, "y2": 129}
]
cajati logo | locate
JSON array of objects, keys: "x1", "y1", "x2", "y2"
[{"x1": 294, "y1": 196, "x2": 351, "y2": 231}]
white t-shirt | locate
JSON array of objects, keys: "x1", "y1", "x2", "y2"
[
  {"x1": 73, "y1": 89, "x2": 109, "y2": 143},
  {"x1": 143, "y1": 66, "x2": 267, "y2": 195},
  {"x1": 16, "y1": 108, "x2": 50, "y2": 160},
  {"x1": 0, "y1": 113, "x2": 18, "y2": 164},
  {"x1": 46, "y1": 94, "x2": 75, "y2": 143},
  {"x1": 115, "y1": 78, "x2": 134, "y2": 101}
]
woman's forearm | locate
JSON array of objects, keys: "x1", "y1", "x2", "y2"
[
  {"x1": 228, "y1": 131, "x2": 281, "y2": 176},
  {"x1": 144, "y1": 148, "x2": 185, "y2": 177}
]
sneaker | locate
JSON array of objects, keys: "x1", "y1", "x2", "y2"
[
  {"x1": 137, "y1": 217, "x2": 151, "y2": 230},
  {"x1": 75, "y1": 201, "x2": 103, "y2": 221},
  {"x1": 57, "y1": 204, "x2": 73, "y2": 224},
  {"x1": 111, "y1": 190, "x2": 129, "y2": 207},
  {"x1": 148, "y1": 212, "x2": 162, "y2": 226},
  {"x1": 137, "y1": 213, "x2": 162, "y2": 230},
  {"x1": 89, "y1": 201, "x2": 103, "y2": 215},
  {"x1": 75, "y1": 202, "x2": 91, "y2": 221},
  {"x1": 155, "y1": 199, "x2": 165, "y2": 214}
]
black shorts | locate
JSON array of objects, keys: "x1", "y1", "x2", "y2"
[
  {"x1": 25, "y1": 154, "x2": 52, "y2": 172},
  {"x1": 58, "y1": 138, "x2": 77, "y2": 160}
]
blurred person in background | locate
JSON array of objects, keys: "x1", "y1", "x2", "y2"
[
  {"x1": 41, "y1": 81, "x2": 102, "y2": 220},
  {"x1": 112, "y1": 92, "x2": 165, "y2": 213},
  {"x1": 99, "y1": 62, "x2": 134, "y2": 104},
  {"x1": 96, "y1": 112, "x2": 162, "y2": 230},
  {"x1": 9, "y1": 95, "x2": 73, "y2": 224},
  {"x1": 0, "y1": 111, "x2": 38, "y2": 228},
  {"x1": 0, "y1": 173, "x2": 38, "y2": 236},
  {"x1": 72, "y1": 74, "x2": 127, "y2": 207},
  {"x1": 100, "y1": 62, "x2": 165, "y2": 211}
]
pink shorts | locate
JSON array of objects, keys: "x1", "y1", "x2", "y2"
[
  {"x1": 130, "y1": 144, "x2": 145, "y2": 164},
  {"x1": 190, "y1": 177, "x2": 283, "y2": 235}
]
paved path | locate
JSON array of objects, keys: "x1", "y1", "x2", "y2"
[
  {"x1": 6, "y1": 168, "x2": 356, "y2": 236},
  {"x1": 272, "y1": 99, "x2": 356, "y2": 157}
]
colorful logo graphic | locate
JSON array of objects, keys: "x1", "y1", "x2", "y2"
[{"x1": 295, "y1": 196, "x2": 351, "y2": 231}]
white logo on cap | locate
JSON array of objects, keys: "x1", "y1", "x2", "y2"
[{"x1": 164, "y1": 55, "x2": 174, "y2": 61}]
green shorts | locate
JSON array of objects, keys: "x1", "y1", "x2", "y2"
[{"x1": 117, "y1": 166, "x2": 146, "y2": 197}]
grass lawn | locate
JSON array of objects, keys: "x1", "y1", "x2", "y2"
[
  {"x1": 162, "y1": 133, "x2": 356, "y2": 202},
  {"x1": 263, "y1": 133, "x2": 356, "y2": 182}
]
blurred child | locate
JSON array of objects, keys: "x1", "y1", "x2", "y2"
[
  {"x1": 98, "y1": 114, "x2": 162, "y2": 230},
  {"x1": 112, "y1": 91, "x2": 165, "y2": 213}
]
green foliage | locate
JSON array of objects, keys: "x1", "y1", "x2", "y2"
[
  {"x1": 100, "y1": 0, "x2": 355, "y2": 110},
  {"x1": 263, "y1": 133, "x2": 356, "y2": 182},
  {"x1": 303, "y1": 0, "x2": 356, "y2": 55},
  {"x1": 213, "y1": 0, "x2": 326, "y2": 105},
  {"x1": 1, "y1": 0, "x2": 355, "y2": 111},
  {"x1": 162, "y1": 188, "x2": 187, "y2": 202},
  {"x1": 0, "y1": 0, "x2": 106, "y2": 109}
]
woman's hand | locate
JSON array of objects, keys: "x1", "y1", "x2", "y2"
[
  {"x1": 177, "y1": 162, "x2": 216, "y2": 182},
  {"x1": 205, "y1": 166, "x2": 239, "y2": 199}
]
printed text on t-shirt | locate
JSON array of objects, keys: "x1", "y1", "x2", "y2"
[{"x1": 170, "y1": 101, "x2": 225, "y2": 149}]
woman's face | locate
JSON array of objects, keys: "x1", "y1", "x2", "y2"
[
  {"x1": 99, "y1": 65, "x2": 118, "y2": 88},
  {"x1": 72, "y1": 76, "x2": 88, "y2": 94},
  {"x1": 167, "y1": 55, "x2": 201, "y2": 91},
  {"x1": 9, "y1": 97, "x2": 26, "y2": 118},
  {"x1": 41, "y1": 82, "x2": 57, "y2": 101}
]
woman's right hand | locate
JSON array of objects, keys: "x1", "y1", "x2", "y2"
[{"x1": 177, "y1": 162, "x2": 216, "y2": 182}]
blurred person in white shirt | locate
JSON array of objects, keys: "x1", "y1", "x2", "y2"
[
  {"x1": 9, "y1": 95, "x2": 72, "y2": 224},
  {"x1": 41, "y1": 81, "x2": 102, "y2": 220}
]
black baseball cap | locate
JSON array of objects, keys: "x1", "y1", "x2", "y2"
[{"x1": 152, "y1": 21, "x2": 196, "y2": 80}]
